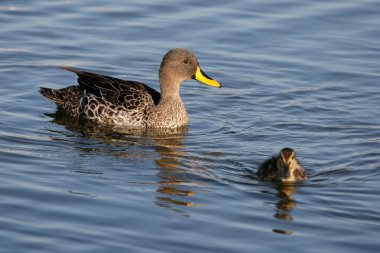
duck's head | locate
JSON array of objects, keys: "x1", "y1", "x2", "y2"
[
  {"x1": 276, "y1": 147, "x2": 299, "y2": 182},
  {"x1": 159, "y1": 48, "x2": 221, "y2": 94}
]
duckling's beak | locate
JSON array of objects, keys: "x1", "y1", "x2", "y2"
[
  {"x1": 192, "y1": 66, "x2": 222, "y2": 88},
  {"x1": 283, "y1": 166, "x2": 291, "y2": 180}
]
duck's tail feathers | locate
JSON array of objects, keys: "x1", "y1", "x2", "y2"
[
  {"x1": 40, "y1": 85, "x2": 81, "y2": 105},
  {"x1": 39, "y1": 87, "x2": 66, "y2": 105}
]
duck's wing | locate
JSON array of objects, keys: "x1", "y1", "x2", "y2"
[
  {"x1": 258, "y1": 157, "x2": 277, "y2": 181},
  {"x1": 62, "y1": 66, "x2": 161, "y2": 109}
]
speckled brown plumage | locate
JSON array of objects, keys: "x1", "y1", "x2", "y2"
[{"x1": 41, "y1": 67, "x2": 160, "y2": 127}]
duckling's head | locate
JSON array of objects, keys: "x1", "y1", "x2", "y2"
[
  {"x1": 159, "y1": 48, "x2": 221, "y2": 96},
  {"x1": 276, "y1": 147, "x2": 298, "y2": 182}
]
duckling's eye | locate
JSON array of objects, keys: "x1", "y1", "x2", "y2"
[{"x1": 183, "y1": 59, "x2": 190, "y2": 64}]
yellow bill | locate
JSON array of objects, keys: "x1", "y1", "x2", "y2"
[{"x1": 193, "y1": 66, "x2": 222, "y2": 88}]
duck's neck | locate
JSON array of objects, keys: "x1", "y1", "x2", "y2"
[
  {"x1": 157, "y1": 85, "x2": 185, "y2": 112},
  {"x1": 159, "y1": 75, "x2": 181, "y2": 102}
]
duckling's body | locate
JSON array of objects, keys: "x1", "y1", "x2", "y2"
[
  {"x1": 40, "y1": 48, "x2": 221, "y2": 129},
  {"x1": 258, "y1": 147, "x2": 307, "y2": 182}
]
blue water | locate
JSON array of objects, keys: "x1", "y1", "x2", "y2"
[{"x1": 1, "y1": 0, "x2": 379, "y2": 252}]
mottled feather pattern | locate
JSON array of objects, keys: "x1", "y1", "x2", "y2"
[{"x1": 41, "y1": 67, "x2": 162, "y2": 127}]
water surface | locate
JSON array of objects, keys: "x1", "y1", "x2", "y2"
[{"x1": 0, "y1": 0, "x2": 379, "y2": 252}]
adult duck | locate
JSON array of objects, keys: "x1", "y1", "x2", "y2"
[{"x1": 40, "y1": 48, "x2": 221, "y2": 129}]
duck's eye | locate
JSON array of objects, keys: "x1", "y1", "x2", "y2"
[{"x1": 183, "y1": 59, "x2": 190, "y2": 64}]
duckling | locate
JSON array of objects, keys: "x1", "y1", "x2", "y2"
[{"x1": 257, "y1": 147, "x2": 307, "y2": 182}]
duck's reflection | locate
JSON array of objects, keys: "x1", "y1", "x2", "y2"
[
  {"x1": 152, "y1": 130, "x2": 198, "y2": 216},
  {"x1": 45, "y1": 110, "x2": 197, "y2": 216}
]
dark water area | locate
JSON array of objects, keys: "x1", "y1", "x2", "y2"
[{"x1": 0, "y1": 0, "x2": 379, "y2": 252}]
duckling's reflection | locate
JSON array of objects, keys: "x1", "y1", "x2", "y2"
[
  {"x1": 272, "y1": 183, "x2": 297, "y2": 235},
  {"x1": 274, "y1": 183, "x2": 296, "y2": 221},
  {"x1": 46, "y1": 110, "x2": 196, "y2": 216}
]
